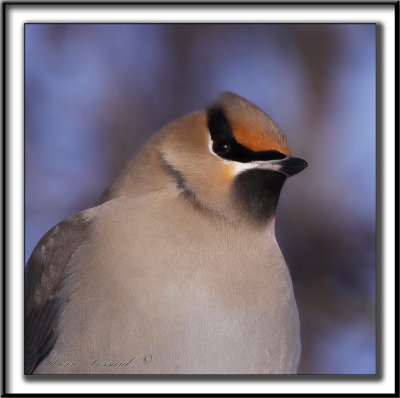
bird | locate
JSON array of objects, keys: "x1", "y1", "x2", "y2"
[{"x1": 25, "y1": 92, "x2": 308, "y2": 375}]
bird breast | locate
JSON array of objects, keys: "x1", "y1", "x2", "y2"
[{"x1": 37, "y1": 191, "x2": 300, "y2": 374}]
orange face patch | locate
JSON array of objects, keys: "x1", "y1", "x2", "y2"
[
  {"x1": 216, "y1": 162, "x2": 236, "y2": 184},
  {"x1": 231, "y1": 122, "x2": 291, "y2": 156}
]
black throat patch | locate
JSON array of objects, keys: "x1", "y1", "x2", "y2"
[
  {"x1": 232, "y1": 169, "x2": 287, "y2": 225},
  {"x1": 208, "y1": 106, "x2": 287, "y2": 224}
]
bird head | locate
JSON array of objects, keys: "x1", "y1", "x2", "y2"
[{"x1": 158, "y1": 92, "x2": 307, "y2": 227}]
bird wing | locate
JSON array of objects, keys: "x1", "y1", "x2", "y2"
[{"x1": 24, "y1": 209, "x2": 94, "y2": 374}]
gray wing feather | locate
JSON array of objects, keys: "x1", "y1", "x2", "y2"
[{"x1": 24, "y1": 211, "x2": 92, "y2": 374}]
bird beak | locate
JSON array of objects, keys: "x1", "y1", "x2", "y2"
[{"x1": 257, "y1": 157, "x2": 308, "y2": 177}]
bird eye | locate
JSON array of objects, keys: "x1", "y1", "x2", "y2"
[{"x1": 212, "y1": 139, "x2": 231, "y2": 156}]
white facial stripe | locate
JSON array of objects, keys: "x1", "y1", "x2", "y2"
[
  {"x1": 233, "y1": 160, "x2": 286, "y2": 176},
  {"x1": 256, "y1": 159, "x2": 286, "y2": 173},
  {"x1": 208, "y1": 137, "x2": 287, "y2": 176},
  {"x1": 233, "y1": 162, "x2": 258, "y2": 175},
  {"x1": 208, "y1": 137, "x2": 218, "y2": 158}
]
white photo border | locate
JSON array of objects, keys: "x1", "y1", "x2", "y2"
[{"x1": 3, "y1": 2, "x2": 398, "y2": 396}]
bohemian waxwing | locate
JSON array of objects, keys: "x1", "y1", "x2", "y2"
[{"x1": 25, "y1": 92, "x2": 307, "y2": 375}]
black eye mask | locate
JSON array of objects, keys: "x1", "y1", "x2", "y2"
[{"x1": 207, "y1": 107, "x2": 287, "y2": 163}]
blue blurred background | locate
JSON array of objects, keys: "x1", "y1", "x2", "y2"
[{"x1": 25, "y1": 24, "x2": 376, "y2": 374}]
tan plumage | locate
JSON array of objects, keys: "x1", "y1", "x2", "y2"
[{"x1": 25, "y1": 92, "x2": 307, "y2": 374}]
